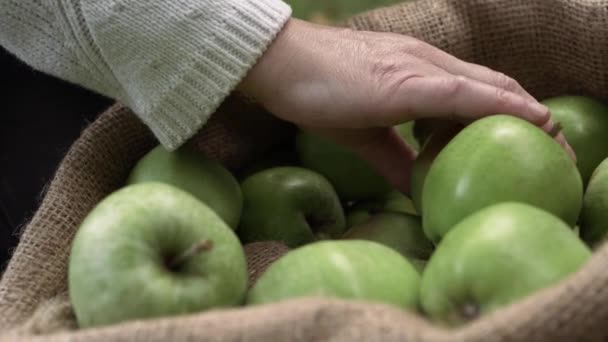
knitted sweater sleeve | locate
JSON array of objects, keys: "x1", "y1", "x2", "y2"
[{"x1": 0, "y1": 0, "x2": 292, "y2": 150}]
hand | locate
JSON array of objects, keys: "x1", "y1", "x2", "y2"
[{"x1": 239, "y1": 19, "x2": 574, "y2": 194}]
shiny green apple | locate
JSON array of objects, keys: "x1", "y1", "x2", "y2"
[
  {"x1": 238, "y1": 167, "x2": 346, "y2": 247},
  {"x1": 247, "y1": 240, "x2": 420, "y2": 309},
  {"x1": 580, "y1": 158, "x2": 608, "y2": 246},
  {"x1": 69, "y1": 183, "x2": 248, "y2": 328},
  {"x1": 127, "y1": 145, "x2": 242, "y2": 229},
  {"x1": 542, "y1": 95, "x2": 608, "y2": 185},
  {"x1": 342, "y1": 212, "x2": 433, "y2": 273},
  {"x1": 423, "y1": 115, "x2": 582, "y2": 242},
  {"x1": 410, "y1": 123, "x2": 462, "y2": 213},
  {"x1": 421, "y1": 202, "x2": 591, "y2": 326}
]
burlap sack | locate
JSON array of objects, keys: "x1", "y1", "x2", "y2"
[
  {"x1": 244, "y1": 241, "x2": 291, "y2": 289},
  {"x1": 3, "y1": 0, "x2": 608, "y2": 340}
]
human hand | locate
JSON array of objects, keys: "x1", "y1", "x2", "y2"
[{"x1": 238, "y1": 19, "x2": 574, "y2": 194}]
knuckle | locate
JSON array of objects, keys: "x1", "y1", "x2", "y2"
[
  {"x1": 371, "y1": 58, "x2": 418, "y2": 97},
  {"x1": 401, "y1": 39, "x2": 428, "y2": 54},
  {"x1": 371, "y1": 58, "x2": 403, "y2": 81},
  {"x1": 438, "y1": 76, "x2": 465, "y2": 96},
  {"x1": 494, "y1": 72, "x2": 520, "y2": 92},
  {"x1": 494, "y1": 87, "x2": 512, "y2": 107}
]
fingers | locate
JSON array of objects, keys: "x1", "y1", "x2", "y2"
[
  {"x1": 347, "y1": 128, "x2": 417, "y2": 195},
  {"x1": 445, "y1": 62, "x2": 536, "y2": 102},
  {"x1": 307, "y1": 127, "x2": 417, "y2": 195},
  {"x1": 409, "y1": 42, "x2": 537, "y2": 102},
  {"x1": 541, "y1": 119, "x2": 577, "y2": 162},
  {"x1": 390, "y1": 75, "x2": 551, "y2": 126}
]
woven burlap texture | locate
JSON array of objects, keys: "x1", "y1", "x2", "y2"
[{"x1": 2, "y1": 0, "x2": 608, "y2": 341}]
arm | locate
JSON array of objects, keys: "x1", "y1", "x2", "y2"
[
  {"x1": 0, "y1": 0, "x2": 291, "y2": 150},
  {"x1": 1, "y1": 2, "x2": 570, "y2": 195}
]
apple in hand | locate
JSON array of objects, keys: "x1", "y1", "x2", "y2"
[
  {"x1": 342, "y1": 212, "x2": 434, "y2": 273},
  {"x1": 423, "y1": 115, "x2": 582, "y2": 242},
  {"x1": 410, "y1": 123, "x2": 462, "y2": 213},
  {"x1": 247, "y1": 240, "x2": 420, "y2": 310},
  {"x1": 68, "y1": 183, "x2": 248, "y2": 328},
  {"x1": 580, "y1": 158, "x2": 608, "y2": 246},
  {"x1": 542, "y1": 95, "x2": 608, "y2": 185},
  {"x1": 296, "y1": 130, "x2": 391, "y2": 201},
  {"x1": 421, "y1": 202, "x2": 591, "y2": 326},
  {"x1": 238, "y1": 167, "x2": 346, "y2": 247},
  {"x1": 127, "y1": 145, "x2": 242, "y2": 229}
]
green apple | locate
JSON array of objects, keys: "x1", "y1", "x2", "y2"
[
  {"x1": 382, "y1": 189, "x2": 417, "y2": 215},
  {"x1": 247, "y1": 240, "x2": 420, "y2": 309},
  {"x1": 296, "y1": 130, "x2": 391, "y2": 201},
  {"x1": 238, "y1": 167, "x2": 346, "y2": 247},
  {"x1": 395, "y1": 121, "x2": 420, "y2": 151},
  {"x1": 423, "y1": 115, "x2": 582, "y2": 242},
  {"x1": 345, "y1": 208, "x2": 374, "y2": 228},
  {"x1": 127, "y1": 145, "x2": 242, "y2": 229},
  {"x1": 421, "y1": 202, "x2": 591, "y2": 326},
  {"x1": 580, "y1": 158, "x2": 608, "y2": 246},
  {"x1": 345, "y1": 189, "x2": 417, "y2": 227},
  {"x1": 542, "y1": 95, "x2": 608, "y2": 185},
  {"x1": 68, "y1": 183, "x2": 248, "y2": 328},
  {"x1": 342, "y1": 212, "x2": 434, "y2": 273},
  {"x1": 410, "y1": 123, "x2": 462, "y2": 213}
]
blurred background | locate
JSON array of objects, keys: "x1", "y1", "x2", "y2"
[
  {"x1": 0, "y1": 0, "x2": 408, "y2": 269},
  {"x1": 286, "y1": 0, "x2": 405, "y2": 23}
]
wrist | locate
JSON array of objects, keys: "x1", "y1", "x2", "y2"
[{"x1": 237, "y1": 18, "x2": 303, "y2": 104}]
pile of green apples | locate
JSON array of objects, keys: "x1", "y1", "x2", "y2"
[{"x1": 68, "y1": 95, "x2": 608, "y2": 329}]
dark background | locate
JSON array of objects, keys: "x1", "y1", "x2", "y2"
[{"x1": 0, "y1": 47, "x2": 112, "y2": 271}]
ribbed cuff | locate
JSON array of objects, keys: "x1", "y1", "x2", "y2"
[{"x1": 147, "y1": 0, "x2": 292, "y2": 150}]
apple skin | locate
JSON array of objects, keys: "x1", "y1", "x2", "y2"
[
  {"x1": 410, "y1": 123, "x2": 462, "y2": 213},
  {"x1": 345, "y1": 189, "x2": 417, "y2": 227},
  {"x1": 580, "y1": 158, "x2": 608, "y2": 246},
  {"x1": 68, "y1": 183, "x2": 248, "y2": 328},
  {"x1": 127, "y1": 145, "x2": 242, "y2": 229},
  {"x1": 238, "y1": 167, "x2": 346, "y2": 247},
  {"x1": 542, "y1": 95, "x2": 608, "y2": 186},
  {"x1": 342, "y1": 212, "x2": 434, "y2": 273},
  {"x1": 423, "y1": 115, "x2": 583, "y2": 242},
  {"x1": 421, "y1": 202, "x2": 591, "y2": 326},
  {"x1": 296, "y1": 131, "x2": 391, "y2": 201},
  {"x1": 345, "y1": 208, "x2": 374, "y2": 229},
  {"x1": 246, "y1": 240, "x2": 420, "y2": 309}
]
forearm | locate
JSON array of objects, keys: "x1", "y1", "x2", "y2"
[{"x1": 0, "y1": 0, "x2": 291, "y2": 149}]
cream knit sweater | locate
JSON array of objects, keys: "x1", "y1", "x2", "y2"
[{"x1": 0, "y1": 0, "x2": 292, "y2": 150}]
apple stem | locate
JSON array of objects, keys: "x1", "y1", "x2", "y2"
[
  {"x1": 168, "y1": 240, "x2": 214, "y2": 269},
  {"x1": 548, "y1": 122, "x2": 563, "y2": 138}
]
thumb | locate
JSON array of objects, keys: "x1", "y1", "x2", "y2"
[{"x1": 306, "y1": 127, "x2": 417, "y2": 196}]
